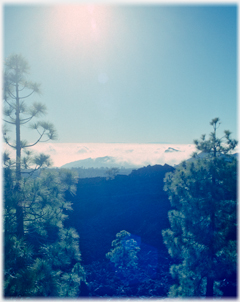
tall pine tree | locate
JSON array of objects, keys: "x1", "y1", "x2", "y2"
[
  {"x1": 162, "y1": 118, "x2": 237, "y2": 297},
  {"x1": 3, "y1": 54, "x2": 86, "y2": 297},
  {"x1": 3, "y1": 54, "x2": 56, "y2": 238}
]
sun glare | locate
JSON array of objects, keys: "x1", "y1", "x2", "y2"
[{"x1": 49, "y1": 5, "x2": 108, "y2": 50}]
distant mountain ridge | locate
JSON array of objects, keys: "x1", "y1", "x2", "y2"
[
  {"x1": 60, "y1": 150, "x2": 238, "y2": 170},
  {"x1": 60, "y1": 147, "x2": 183, "y2": 169},
  {"x1": 61, "y1": 156, "x2": 142, "y2": 169}
]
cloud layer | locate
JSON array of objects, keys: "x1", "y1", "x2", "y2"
[{"x1": 5, "y1": 143, "x2": 198, "y2": 168}]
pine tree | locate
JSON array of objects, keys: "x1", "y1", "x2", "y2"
[
  {"x1": 3, "y1": 54, "x2": 86, "y2": 297},
  {"x1": 4, "y1": 166, "x2": 86, "y2": 297},
  {"x1": 106, "y1": 230, "x2": 140, "y2": 285},
  {"x1": 162, "y1": 118, "x2": 237, "y2": 297},
  {"x1": 3, "y1": 54, "x2": 56, "y2": 238},
  {"x1": 106, "y1": 230, "x2": 140, "y2": 269}
]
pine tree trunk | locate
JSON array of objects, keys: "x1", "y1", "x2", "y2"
[
  {"x1": 205, "y1": 131, "x2": 217, "y2": 298},
  {"x1": 16, "y1": 186, "x2": 24, "y2": 238},
  {"x1": 206, "y1": 277, "x2": 214, "y2": 297},
  {"x1": 15, "y1": 82, "x2": 24, "y2": 238}
]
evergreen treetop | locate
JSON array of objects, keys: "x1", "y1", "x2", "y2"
[{"x1": 162, "y1": 118, "x2": 237, "y2": 298}]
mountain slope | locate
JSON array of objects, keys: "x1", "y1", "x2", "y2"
[{"x1": 61, "y1": 156, "x2": 141, "y2": 169}]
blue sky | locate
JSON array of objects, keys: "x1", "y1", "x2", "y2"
[{"x1": 3, "y1": 4, "x2": 238, "y2": 144}]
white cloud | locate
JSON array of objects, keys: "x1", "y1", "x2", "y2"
[
  {"x1": 6, "y1": 142, "x2": 238, "y2": 169},
  {"x1": 33, "y1": 143, "x2": 197, "y2": 167},
  {"x1": 5, "y1": 142, "x2": 197, "y2": 167}
]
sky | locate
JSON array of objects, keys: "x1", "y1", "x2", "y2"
[{"x1": 3, "y1": 3, "x2": 238, "y2": 147}]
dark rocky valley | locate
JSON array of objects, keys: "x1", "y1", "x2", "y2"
[{"x1": 63, "y1": 164, "x2": 175, "y2": 297}]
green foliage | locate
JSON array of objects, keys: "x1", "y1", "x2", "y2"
[
  {"x1": 4, "y1": 167, "x2": 85, "y2": 297},
  {"x1": 106, "y1": 230, "x2": 140, "y2": 270},
  {"x1": 162, "y1": 118, "x2": 237, "y2": 297},
  {"x1": 193, "y1": 117, "x2": 238, "y2": 157},
  {"x1": 105, "y1": 229, "x2": 140, "y2": 290}
]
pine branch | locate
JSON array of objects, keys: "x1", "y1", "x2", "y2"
[
  {"x1": 18, "y1": 90, "x2": 35, "y2": 99},
  {"x1": 4, "y1": 98, "x2": 15, "y2": 109},
  {"x1": 4, "y1": 112, "x2": 16, "y2": 122},
  {"x1": 24, "y1": 130, "x2": 46, "y2": 148},
  {"x1": 38, "y1": 138, "x2": 51, "y2": 143},
  {"x1": 3, "y1": 118, "x2": 16, "y2": 125},
  {"x1": 18, "y1": 83, "x2": 27, "y2": 91},
  {"x1": 20, "y1": 166, "x2": 41, "y2": 180},
  {"x1": 24, "y1": 211, "x2": 48, "y2": 219},
  {"x1": 4, "y1": 138, "x2": 16, "y2": 149},
  {"x1": 7, "y1": 90, "x2": 17, "y2": 100},
  {"x1": 19, "y1": 116, "x2": 35, "y2": 125}
]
